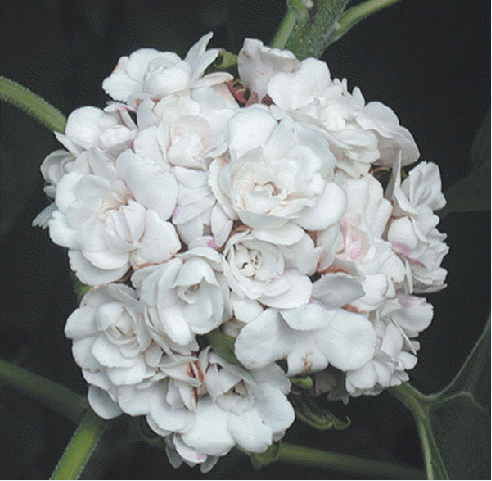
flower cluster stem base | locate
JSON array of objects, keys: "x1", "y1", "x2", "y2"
[
  {"x1": 0, "y1": 359, "x2": 87, "y2": 424},
  {"x1": 50, "y1": 409, "x2": 108, "y2": 480}
]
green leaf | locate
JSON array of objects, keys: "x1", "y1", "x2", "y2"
[
  {"x1": 206, "y1": 329, "x2": 242, "y2": 367},
  {"x1": 391, "y1": 317, "x2": 491, "y2": 479},
  {"x1": 0, "y1": 76, "x2": 66, "y2": 133},
  {"x1": 291, "y1": 392, "x2": 350, "y2": 430},
  {"x1": 71, "y1": 273, "x2": 91, "y2": 304},
  {"x1": 440, "y1": 113, "x2": 491, "y2": 218},
  {"x1": 249, "y1": 442, "x2": 282, "y2": 470}
]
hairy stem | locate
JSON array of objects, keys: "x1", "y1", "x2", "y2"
[
  {"x1": 0, "y1": 76, "x2": 66, "y2": 133},
  {"x1": 0, "y1": 359, "x2": 87, "y2": 424},
  {"x1": 327, "y1": 0, "x2": 402, "y2": 44},
  {"x1": 270, "y1": 8, "x2": 297, "y2": 49},
  {"x1": 51, "y1": 409, "x2": 108, "y2": 479}
]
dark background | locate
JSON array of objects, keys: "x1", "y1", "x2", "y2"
[{"x1": 1, "y1": 0, "x2": 490, "y2": 478}]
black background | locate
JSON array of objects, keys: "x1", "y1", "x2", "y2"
[{"x1": 1, "y1": 0, "x2": 490, "y2": 478}]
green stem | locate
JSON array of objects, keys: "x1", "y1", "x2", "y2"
[
  {"x1": 0, "y1": 359, "x2": 87, "y2": 424},
  {"x1": 270, "y1": 9, "x2": 297, "y2": 49},
  {"x1": 390, "y1": 383, "x2": 448, "y2": 479},
  {"x1": 284, "y1": 0, "x2": 350, "y2": 60},
  {"x1": 0, "y1": 76, "x2": 66, "y2": 133},
  {"x1": 278, "y1": 443, "x2": 425, "y2": 479},
  {"x1": 51, "y1": 409, "x2": 108, "y2": 480},
  {"x1": 327, "y1": 0, "x2": 402, "y2": 44}
]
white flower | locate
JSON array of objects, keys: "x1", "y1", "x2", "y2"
[
  {"x1": 235, "y1": 305, "x2": 376, "y2": 375},
  {"x1": 222, "y1": 230, "x2": 313, "y2": 309},
  {"x1": 102, "y1": 33, "x2": 232, "y2": 104},
  {"x1": 132, "y1": 247, "x2": 231, "y2": 349},
  {"x1": 164, "y1": 352, "x2": 294, "y2": 470},
  {"x1": 210, "y1": 107, "x2": 346, "y2": 235},
  {"x1": 64, "y1": 284, "x2": 155, "y2": 417},
  {"x1": 48, "y1": 149, "x2": 180, "y2": 285},
  {"x1": 387, "y1": 161, "x2": 448, "y2": 292},
  {"x1": 345, "y1": 317, "x2": 418, "y2": 397},
  {"x1": 238, "y1": 38, "x2": 298, "y2": 101},
  {"x1": 54, "y1": 104, "x2": 136, "y2": 156},
  {"x1": 265, "y1": 57, "x2": 419, "y2": 176},
  {"x1": 326, "y1": 174, "x2": 405, "y2": 311}
]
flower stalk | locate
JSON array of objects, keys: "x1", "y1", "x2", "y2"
[
  {"x1": 0, "y1": 76, "x2": 66, "y2": 133},
  {"x1": 0, "y1": 359, "x2": 87, "y2": 424},
  {"x1": 278, "y1": 443, "x2": 425, "y2": 478},
  {"x1": 327, "y1": 0, "x2": 402, "y2": 44},
  {"x1": 50, "y1": 409, "x2": 108, "y2": 480}
]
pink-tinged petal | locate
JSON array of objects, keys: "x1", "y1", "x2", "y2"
[
  {"x1": 227, "y1": 409, "x2": 273, "y2": 453},
  {"x1": 387, "y1": 217, "x2": 418, "y2": 250},
  {"x1": 286, "y1": 336, "x2": 328, "y2": 375},
  {"x1": 88, "y1": 385, "x2": 123, "y2": 419},
  {"x1": 297, "y1": 183, "x2": 346, "y2": 231},
  {"x1": 173, "y1": 435, "x2": 208, "y2": 465},
  {"x1": 69, "y1": 250, "x2": 129, "y2": 286},
  {"x1": 392, "y1": 295, "x2": 433, "y2": 333},
  {"x1": 320, "y1": 310, "x2": 376, "y2": 371},
  {"x1": 312, "y1": 273, "x2": 364, "y2": 309},
  {"x1": 260, "y1": 270, "x2": 312, "y2": 309},
  {"x1": 235, "y1": 309, "x2": 292, "y2": 370},
  {"x1": 181, "y1": 399, "x2": 235, "y2": 456},
  {"x1": 281, "y1": 303, "x2": 335, "y2": 331}
]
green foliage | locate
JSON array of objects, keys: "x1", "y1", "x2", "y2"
[
  {"x1": 391, "y1": 317, "x2": 491, "y2": 479},
  {"x1": 71, "y1": 274, "x2": 91, "y2": 304},
  {"x1": 249, "y1": 442, "x2": 282, "y2": 469},
  {"x1": 0, "y1": 77, "x2": 66, "y2": 239},
  {"x1": 291, "y1": 391, "x2": 350, "y2": 430},
  {"x1": 206, "y1": 329, "x2": 242, "y2": 366},
  {"x1": 284, "y1": 0, "x2": 350, "y2": 59},
  {"x1": 440, "y1": 114, "x2": 491, "y2": 218}
]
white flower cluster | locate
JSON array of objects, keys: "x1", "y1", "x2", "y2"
[{"x1": 34, "y1": 34, "x2": 448, "y2": 471}]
